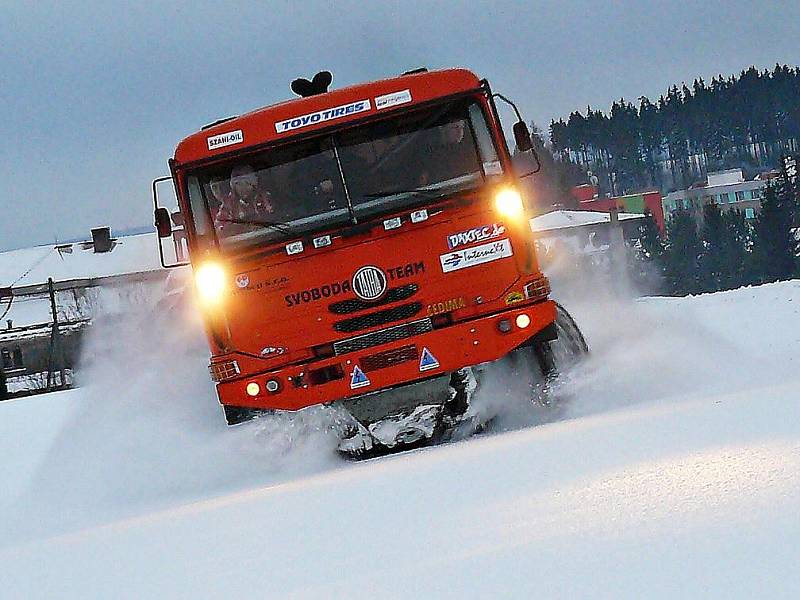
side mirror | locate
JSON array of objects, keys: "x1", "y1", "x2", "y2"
[
  {"x1": 155, "y1": 207, "x2": 172, "y2": 238},
  {"x1": 513, "y1": 121, "x2": 533, "y2": 152}
]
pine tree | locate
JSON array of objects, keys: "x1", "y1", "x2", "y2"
[
  {"x1": 699, "y1": 203, "x2": 726, "y2": 291},
  {"x1": 632, "y1": 210, "x2": 666, "y2": 293},
  {"x1": 639, "y1": 210, "x2": 664, "y2": 257},
  {"x1": 664, "y1": 210, "x2": 703, "y2": 295},
  {"x1": 722, "y1": 210, "x2": 755, "y2": 288},
  {"x1": 752, "y1": 175, "x2": 798, "y2": 282}
]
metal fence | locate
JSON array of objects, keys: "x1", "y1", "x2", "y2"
[{"x1": 0, "y1": 272, "x2": 167, "y2": 400}]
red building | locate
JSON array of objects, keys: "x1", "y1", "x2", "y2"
[{"x1": 570, "y1": 186, "x2": 665, "y2": 233}]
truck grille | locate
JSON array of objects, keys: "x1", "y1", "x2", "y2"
[
  {"x1": 333, "y1": 318, "x2": 433, "y2": 355},
  {"x1": 328, "y1": 284, "x2": 418, "y2": 315},
  {"x1": 361, "y1": 345, "x2": 419, "y2": 372},
  {"x1": 333, "y1": 302, "x2": 423, "y2": 333}
]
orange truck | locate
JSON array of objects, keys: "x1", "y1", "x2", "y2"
[{"x1": 153, "y1": 68, "x2": 586, "y2": 455}]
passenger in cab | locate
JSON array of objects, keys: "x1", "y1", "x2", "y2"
[
  {"x1": 417, "y1": 119, "x2": 480, "y2": 186},
  {"x1": 339, "y1": 137, "x2": 415, "y2": 200}
]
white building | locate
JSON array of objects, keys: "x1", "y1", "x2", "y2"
[{"x1": 662, "y1": 168, "x2": 766, "y2": 222}]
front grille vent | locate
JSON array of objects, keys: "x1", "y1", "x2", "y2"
[
  {"x1": 333, "y1": 302, "x2": 422, "y2": 333},
  {"x1": 328, "y1": 284, "x2": 418, "y2": 315},
  {"x1": 333, "y1": 318, "x2": 433, "y2": 355},
  {"x1": 209, "y1": 360, "x2": 240, "y2": 382},
  {"x1": 361, "y1": 345, "x2": 419, "y2": 372}
]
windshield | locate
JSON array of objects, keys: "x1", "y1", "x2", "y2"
[{"x1": 186, "y1": 98, "x2": 503, "y2": 252}]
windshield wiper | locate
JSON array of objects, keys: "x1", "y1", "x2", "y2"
[
  {"x1": 363, "y1": 187, "x2": 441, "y2": 200},
  {"x1": 363, "y1": 178, "x2": 480, "y2": 201},
  {"x1": 218, "y1": 217, "x2": 294, "y2": 236}
]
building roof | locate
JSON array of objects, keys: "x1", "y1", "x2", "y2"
[
  {"x1": 530, "y1": 210, "x2": 645, "y2": 232},
  {"x1": 664, "y1": 177, "x2": 765, "y2": 200},
  {"x1": 0, "y1": 232, "x2": 164, "y2": 291}
]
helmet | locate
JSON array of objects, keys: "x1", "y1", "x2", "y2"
[{"x1": 230, "y1": 164, "x2": 259, "y2": 187}]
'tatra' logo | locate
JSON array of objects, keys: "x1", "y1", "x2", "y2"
[{"x1": 352, "y1": 265, "x2": 388, "y2": 301}]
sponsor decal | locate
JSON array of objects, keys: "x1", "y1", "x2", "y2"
[
  {"x1": 232, "y1": 275, "x2": 290, "y2": 296},
  {"x1": 383, "y1": 217, "x2": 402, "y2": 230},
  {"x1": 375, "y1": 89, "x2": 412, "y2": 110},
  {"x1": 440, "y1": 239, "x2": 513, "y2": 273},
  {"x1": 447, "y1": 223, "x2": 505, "y2": 250},
  {"x1": 350, "y1": 365, "x2": 371, "y2": 389},
  {"x1": 313, "y1": 235, "x2": 331, "y2": 249},
  {"x1": 505, "y1": 291, "x2": 524, "y2": 305},
  {"x1": 483, "y1": 160, "x2": 503, "y2": 176},
  {"x1": 260, "y1": 346, "x2": 287, "y2": 357},
  {"x1": 286, "y1": 240, "x2": 304, "y2": 255},
  {"x1": 235, "y1": 274, "x2": 250, "y2": 289},
  {"x1": 352, "y1": 265, "x2": 388, "y2": 301},
  {"x1": 285, "y1": 280, "x2": 351, "y2": 307},
  {"x1": 410, "y1": 209, "x2": 428, "y2": 223},
  {"x1": 275, "y1": 99, "x2": 371, "y2": 134},
  {"x1": 419, "y1": 347, "x2": 440, "y2": 372},
  {"x1": 207, "y1": 129, "x2": 244, "y2": 151},
  {"x1": 427, "y1": 297, "x2": 466, "y2": 316}
]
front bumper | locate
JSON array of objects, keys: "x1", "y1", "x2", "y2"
[{"x1": 218, "y1": 300, "x2": 557, "y2": 411}]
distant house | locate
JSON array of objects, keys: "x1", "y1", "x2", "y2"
[
  {"x1": 530, "y1": 209, "x2": 646, "y2": 268},
  {"x1": 570, "y1": 185, "x2": 665, "y2": 232},
  {"x1": 0, "y1": 228, "x2": 177, "y2": 394},
  {"x1": 662, "y1": 169, "x2": 766, "y2": 223}
]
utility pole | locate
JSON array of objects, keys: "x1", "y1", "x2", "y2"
[
  {"x1": 46, "y1": 278, "x2": 63, "y2": 390},
  {"x1": 609, "y1": 208, "x2": 629, "y2": 296}
]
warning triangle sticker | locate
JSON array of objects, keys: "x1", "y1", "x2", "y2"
[
  {"x1": 350, "y1": 365, "x2": 370, "y2": 389},
  {"x1": 419, "y1": 347, "x2": 440, "y2": 372}
]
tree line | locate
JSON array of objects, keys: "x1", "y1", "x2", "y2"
[
  {"x1": 636, "y1": 162, "x2": 799, "y2": 295},
  {"x1": 550, "y1": 64, "x2": 800, "y2": 196}
]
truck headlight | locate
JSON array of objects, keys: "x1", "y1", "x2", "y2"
[
  {"x1": 195, "y1": 262, "x2": 226, "y2": 305},
  {"x1": 495, "y1": 188, "x2": 524, "y2": 218}
]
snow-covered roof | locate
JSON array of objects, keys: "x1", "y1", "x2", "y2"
[
  {"x1": 530, "y1": 210, "x2": 645, "y2": 232},
  {"x1": 0, "y1": 232, "x2": 164, "y2": 290}
]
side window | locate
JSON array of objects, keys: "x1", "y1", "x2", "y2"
[
  {"x1": 1, "y1": 347, "x2": 11, "y2": 370},
  {"x1": 12, "y1": 346, "x2": 23, "y2": 368},
  {"x1": 154, "y1": 177, "x2": 191, "y2": 266},
  {"x1": 188, "y1": 176, "x2": 214, "y2": 238},
  {"x1": 468, "y1": 104, "x2": 502, "y2": 177}
]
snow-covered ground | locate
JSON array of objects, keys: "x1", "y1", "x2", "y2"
[{"x1": 1, "y1": 280, "x2": 799, "y2": 598}]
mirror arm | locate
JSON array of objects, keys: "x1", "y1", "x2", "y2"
[
  {"x1": 528, "y1": 148, "x2": 542, "y2": 174},
  {"x1": 493, "y1": 92, "x2": 539, "y2": 163},
  {"x1": 492, "y1": 93, "x2": 524, "y2": 122}
]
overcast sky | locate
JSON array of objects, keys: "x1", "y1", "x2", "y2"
[{"x1": 1, "y1": 0, "x2": 798, "y2": 251}]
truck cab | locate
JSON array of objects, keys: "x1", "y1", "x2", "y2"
[{"x1": 154, "y1": 68, "x2": 559, "y2": 431}]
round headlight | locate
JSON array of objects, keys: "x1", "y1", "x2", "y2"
[
  {"x1": 495, "y1": 188, "x2": 524, "y2": 218},
  {"x1": 195, "y1": 262, "x2": 226, "y2": 305},
  {"x1": 516, "y1": 313, "x2": 531, "y2": 329},
  {"x1": 246, "y1": 382, "x2": 260, "y2": 397}
]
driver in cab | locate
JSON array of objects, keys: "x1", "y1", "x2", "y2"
[{"x1": 214, "y1": 165, "x2": 275, "y2": 236}]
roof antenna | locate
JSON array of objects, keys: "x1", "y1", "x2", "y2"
[{"x1": 291, "y1": 71, "x2": 333, "y2": 98}]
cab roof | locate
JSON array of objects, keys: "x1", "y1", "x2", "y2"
[{"x1": 174, "y1": 68, "x2": 482, "y2": 166}]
